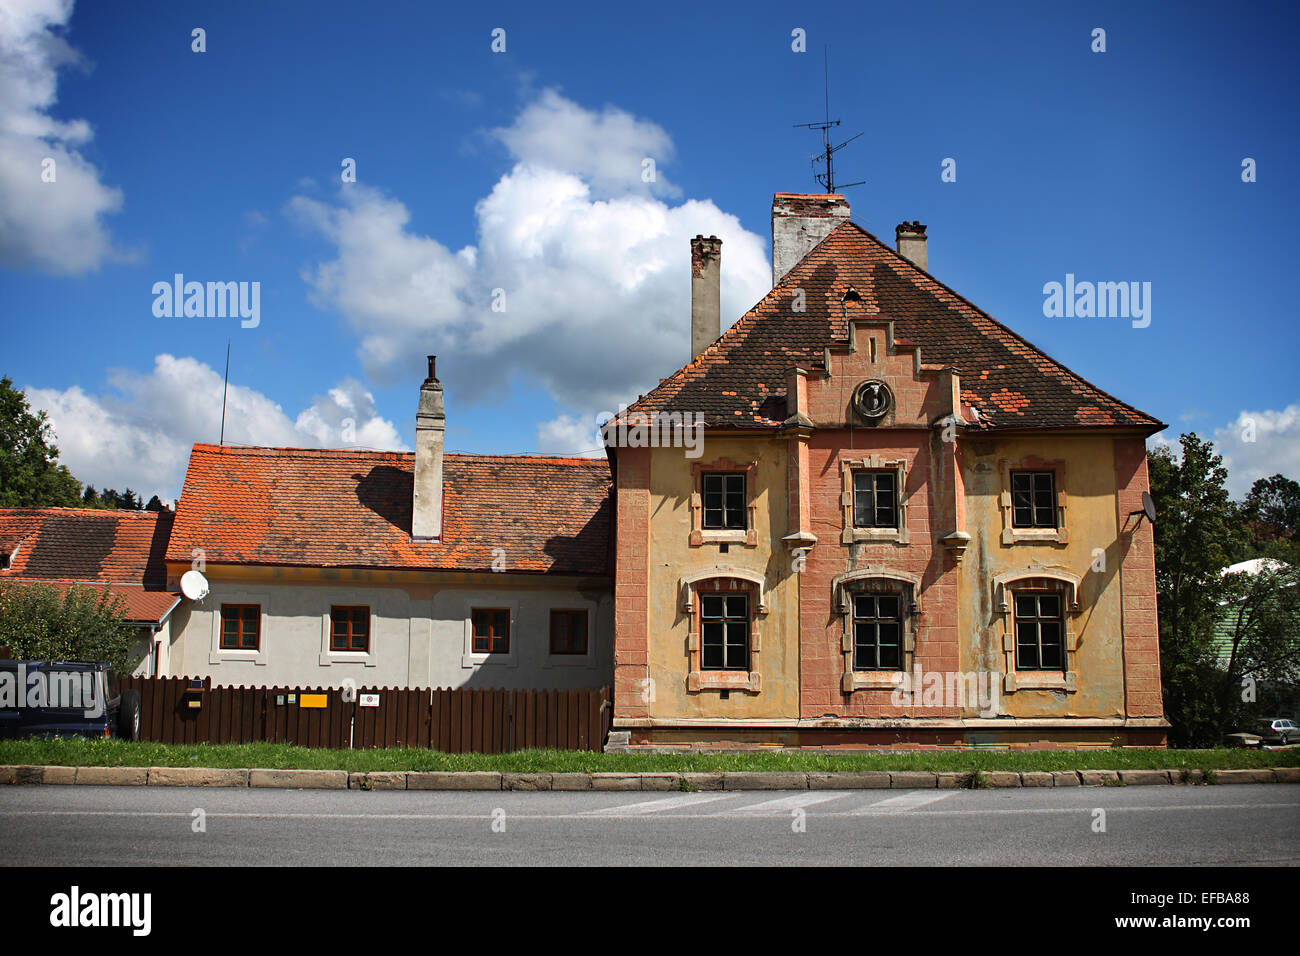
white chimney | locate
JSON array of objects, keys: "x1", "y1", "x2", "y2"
[
  {"x1": 895, "y1": 221, "x2": 928, "y2": 272},
  {"x1": 690, "y1": 235, "x2": 722, "y2": 359},
  {"x1": 412, "y1": 355, "x2": 445, "y2": 540},
  {"x1": 771, "y1": 193, "x2": 850, "y2": 286}
]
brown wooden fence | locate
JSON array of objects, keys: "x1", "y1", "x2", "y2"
[{"x1": 118, "y1": 677, "x2": 610, "y2": 753}]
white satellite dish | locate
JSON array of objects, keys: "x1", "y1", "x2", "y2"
[{"x1": 180, "y1": 570, "x2": 209, "y2": 601}]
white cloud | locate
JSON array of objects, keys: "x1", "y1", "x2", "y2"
[
  {"x1": 536, "y1": 413, "x2": 603, "y2": 458},
  {"x1": 289, "y1": 89, "x2": 772, "y2": 421},
  {"x1": 24, "y1": 355, "x2": 405, "y2": 502},
  {"x1": 0, "y1": 0, "x2": 124, "y2": 273},
  {"x1": 1213, "y1": 405, "x2": 1300, "y2": 498},
  {"x1": 493, "y1": 88, "x2": 679, "y2": 199}
]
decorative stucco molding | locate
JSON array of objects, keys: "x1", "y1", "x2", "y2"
[
  {"x1": 689, "y1": 458, "x2": 758, "y2": 547},
  {"x1": 992, "y1": 568, "x2": 1081, "y2": 693},
  {"x1": 679, "y1": 568, "x2": 767, "y2": 694},
  {"x1": 839, "y1": 455, "x2": 910, "y2": 545},
  {"x1": 998, "y1": 457, "x2": 1069, "y2": 546},
  {"x1": 831, "y1": 568, "x2": 922, "y2": 692}
]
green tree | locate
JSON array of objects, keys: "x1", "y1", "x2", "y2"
[
  {"x1": 0, "y1": 377, "x2": 82, "y2": 507},
  {"x1": 1218, "y1": 550, "x2": 1300, "y2": 718},
  {"x1": 1240, "y1": 474, "x2": 1300, "y2": 555},
  {"x1": 1149, "y1": 434, "x2": 1249, "y2": 747},
  {"x1": 0, "y1": 580, "x2": 137, "y2": 675}
]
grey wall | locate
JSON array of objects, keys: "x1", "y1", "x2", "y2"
[{"x1": 166, "y1": 577, "x2": 613, "y2": 690}]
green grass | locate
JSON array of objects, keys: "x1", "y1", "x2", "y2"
[{"x1": 1, "y1": 738, "x2": 1297, "y2": 774}]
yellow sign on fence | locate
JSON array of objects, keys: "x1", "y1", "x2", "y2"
[{"x1": 299, "y1": 693, "x2": 328, "y2": 709}]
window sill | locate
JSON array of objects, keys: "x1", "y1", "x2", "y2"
[
  {"x1": 841, "y1": 526, "x2": 908, "y2": 545},
  {"x1": 210, "y1": 650, "x2": 263, "y2": 665},
  {"x1": 688, "y1": 670, "x2": 761, "y2": 693},
  {"x1": 461, "y1": 653, "x2": 518, "y2": 669},
  {"x1": 1001, "y1": 527, "x2": 1069, "y2": 546},
  {"x1": 691, "y1": 529, "x2": 757, "y2": 547},
  {"x1": 842, "y1": 670, "x2": 904, "y2": 692},
  {"x1": 318, "y1": 651, "x2": 376, "y2": 667},
  {"x1": 1004, "y1": 671, "x2": 1077, "y2": 692}
]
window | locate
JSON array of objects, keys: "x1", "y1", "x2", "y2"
[
  {"x1": 549, "y1": 609, "x2": 588, "y2": 655},
  {"x1": 853, "y1": 470, "x2": 898, "y2": 528},
  {"x1": 1011, "y1": 471, "x2": 1056, "y2": 528},
  {"x1": 852, "y1": 594, "x2": 903, "y2": 670},
  {"x1": 471, "y1": 609, "x2": 510, "y2": 654},
  {"x1": 220, "y1": 604, "x2": 260, "y2": 650},
  {"x1": 1014, "y1": 593, "x2": 1064, "y2": 670},
  {"x1": 700, "y1": 593, "x2": 749, "y2": 671},
  {"x1": 330, "y1": 606, "x2": 369, "y2": 652},
  {"x1": 702, "y1": 473, "x2": 746, "y2": 530}
]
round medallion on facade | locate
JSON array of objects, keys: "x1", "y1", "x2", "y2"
[{"x1": 853, "y1": 379, "x2": 893, "y2": 421}]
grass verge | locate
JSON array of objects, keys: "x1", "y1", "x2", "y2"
[{"x1": 1, "y1": 739, "x2": 1297, "y2": 774}]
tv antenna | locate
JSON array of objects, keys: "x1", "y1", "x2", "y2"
[
  {"x1": 219, "y1": 339, "x2": 230, "y2": 445},
  {"x1": 793, "y1": 48, "x2": 865, "y2": 193}
]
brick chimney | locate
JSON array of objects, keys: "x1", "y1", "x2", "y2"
[
  {"x1": 690, "y1": 235, "x2": 722, "y2": 360},
  {"x1": 771, "y1": 193, "x2": 850, "y2": 286},
  {"x1": 895, "y1": 221, "x2": 928, "y2": 272},
  {"x1": 412, "y1": 355, "x2": 445, "y2": 540}
]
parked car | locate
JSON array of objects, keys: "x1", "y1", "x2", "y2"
[
  {"x1": 0, "y1": 659, "x2": 140, "y2": 741},
  {"x1": 1255, "y1": 717, "x2": 1300, "y2": 745}
]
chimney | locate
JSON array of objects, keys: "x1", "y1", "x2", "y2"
[
  {"x1": 412, "y1": 355, "x2": 445, "y2": 540},
  {"x1": 895, "y1": 221, "x2": 928, "y2": 272},
  {"x1": 771, "y1": 193, "x2": 850, "y2": 286},
  {"x1": 690, "y1": 235, "x2": 722, "y2": 359}
]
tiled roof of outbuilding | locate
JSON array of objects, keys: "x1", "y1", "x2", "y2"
[
  {"x1": 165, "y1": 444, "x2": 612, "y2": 576},
  {"x1": 0, "y1": 507, "x2": 178, "y2": 624}
]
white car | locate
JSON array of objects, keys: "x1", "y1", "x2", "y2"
[{"x1": 1256, "y1": 718, "x2": 1300, "y2": 745}]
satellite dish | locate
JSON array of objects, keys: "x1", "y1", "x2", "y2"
[
  {"x1": 180, "y1": 570, "x2": 209, "y2": 601},
  {"x1": 1129, "y1": 492, "x2": 1157, "y2": 527}
]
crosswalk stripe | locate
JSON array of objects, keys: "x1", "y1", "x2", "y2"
[
  {"x1": 851, "y1": 790, "x2": 961, "y2": 813},
  {"x1": 731, "y1": 792, "x2": 853, "y2": 814},
  {"x1": 587, "y1": 793, "x2": 737, "y2": 815}
]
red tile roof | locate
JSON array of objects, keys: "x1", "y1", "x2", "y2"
[
  {"x1": 165, "y1": 444, "x2": 612, "y2": 576},
  {"x1": 0, "y1": 507, "x2": 178, "y2": 624},
  {"x1": 0, "y1": 579, "x2": 179, "y2": 624},
  {"x1": 623, "y1": 220, "x2": 1163, "y2": 432}
]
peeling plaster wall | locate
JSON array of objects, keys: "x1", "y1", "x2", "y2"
[
  {"x1": 960, "y1": 435, "x2": 1126, "y2": 718},
  {"x1": 643, "y1": 439, "x2": 800, "y2": 720}
]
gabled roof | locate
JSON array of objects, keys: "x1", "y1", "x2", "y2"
[
  {"x1": 625, "y1": 220, "x2": 1163, "y2": 432},
  {"x1": 165, "y1": 444, "x2": 612, "y2": 576},
  {"x1": 0, "y1": 507, "x2": 178, "y2": 624}
]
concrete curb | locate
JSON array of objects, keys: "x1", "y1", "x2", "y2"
[{"x1": 3, "y1": 764, "x2": 1298, "y2": 791}]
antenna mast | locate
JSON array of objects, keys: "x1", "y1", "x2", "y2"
[
  {"x1": 793, "y1": 47, "x2": 865, "y2": 193},
  {"x1": 219, "y1": 339, "x2": 230, "y2": 446}
]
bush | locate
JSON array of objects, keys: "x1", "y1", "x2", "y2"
[{"x1": 0, "y1": 579, "x2": 137, "y2": 675}]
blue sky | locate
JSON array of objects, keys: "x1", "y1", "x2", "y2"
[{"x1": 2, "y1": 0, "x2": 1297, "y2": 501}]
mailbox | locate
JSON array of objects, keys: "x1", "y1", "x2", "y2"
[{"x1": 183, "y1": 678, "x2": 203, "y2": 710}]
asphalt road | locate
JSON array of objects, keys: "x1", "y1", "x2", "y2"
[{"x1": 0, "y1": 784, "x2": 1296, "y2": 866}]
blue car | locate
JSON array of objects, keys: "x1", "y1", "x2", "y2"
[{"x1": 0, "y1": 660, "x2": 141, "y2": 741}]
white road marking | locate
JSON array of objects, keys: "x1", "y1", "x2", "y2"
[
  {"x1": 730, "y1": 792, "x2": 854, "y2": 814},
  {"x1": 0, "y1": 801, "x2": 1294, "y2": 823},
  {"x1": 587, "y1": 793, "x2": 737, "y2": 814},
  {"x1": 853, "y1": 790, "x2": 961, "y2": 813}
]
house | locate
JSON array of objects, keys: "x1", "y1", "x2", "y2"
[
  {"x1": 606, "y1": 193, "x2": 1169, "y2": 749},
  {"x1": 0, "y1": 506, "x2": 179, "y2": 676},
  {"x1": 160, "y1": 359, "x2": 614, "y2": 690}
]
